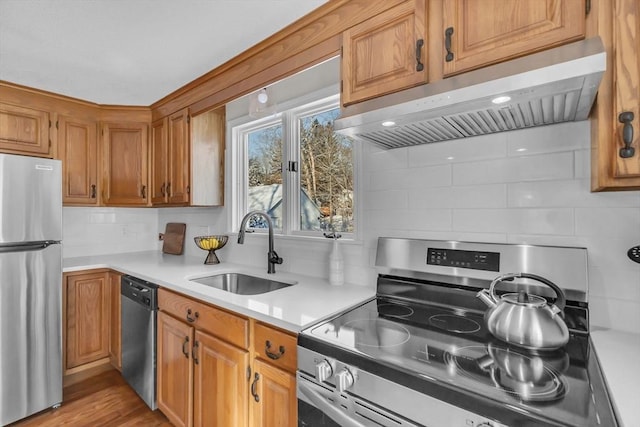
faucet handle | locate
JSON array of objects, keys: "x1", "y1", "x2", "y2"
[{"x1": 270, "y1": 250, "x2": 283, "y2": 265}]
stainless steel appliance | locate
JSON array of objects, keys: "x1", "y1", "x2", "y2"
[
  {"x1": 298, "y1": 238, "x2": 618, "y2": 427},
  {"x1": 0, "y1": 153, "x2": 63, "y2": 425},
  {"x1": 121, "y1": 275, "x2": 159, "y2": 410}
]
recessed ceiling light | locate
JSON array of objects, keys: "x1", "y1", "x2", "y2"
[
  {"x1": 381, "y1": 121, "x2": 396, "y2": 127},
  {"x1": 446, "y1": 156, "x2": 454, "y2": 160},
  {"x1": 516, "y1": 148, "x2": 527, "y2": 152},
  {"x1": 492, "y1": 96, "x2": 511, "y2": 104}
]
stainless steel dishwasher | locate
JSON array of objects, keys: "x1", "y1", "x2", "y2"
[{"x1": 121, "y1": 275, "x2": 159, "y2": 410}]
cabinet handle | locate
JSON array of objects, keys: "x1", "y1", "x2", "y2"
[
  {"x1": 186, "y1": 308, "x2": 199, "y2": 323},
  {"x1": 619, "y1": 111, "x2": 636, "y2": 158},
  {"x1": 166, "y1": 182, "x2": 171, "y2": 197},
  {"x1": 90, "y1": 184, "x2": 96, "y2": 199},
  {"x1": 192, "y1": 340, "x2": 199, "y2": 365},
  {"x1": 415, "y1": 39, "x2": 424, "y2": 72},
  {"x1": 265, "y1": 340, "x2": 285, "y2": 360},
  {"x1": 182, "y1": 336, "x2": 190, "y2": 358},
  {"x1": 250, "y1": 373, "x2": 260, "y2": 402},
  {"x1": 141, "y1": 185, "x2": 147, "y2": 198},
  {"x1": 160, "y1": 182, "x2": 166, "y2": 197},
  {"x1": 445, "y1": 27, "x2": 454, "y2": 62}
]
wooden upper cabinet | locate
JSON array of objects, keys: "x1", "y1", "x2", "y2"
[
  {"x1": 101, "y1": 122, "x2": 149, "y2": 205},
  {"x1": 151, "y1": 117, "x2": 169, "y2": 204},
  {"x1": 65, "y1": 271, "x2": 110, "y2": 371},
  {"x1": 0, "y1": 103, "x2": 51, "y2": 157},
  {"x1": 168, "y1": 109, "x2": 190, "y2": 204},
  {"x1": 342, "y1": 0, "x2": 427, "y2": 106},
  {"x1": 151, "y1": 109, "x2": 190, "y2": 206},
  {"x1": 190, "y1": 108, "x2": 225, "y2": 206},
  {"x1": 591, "y1": 0, "x2": 640, "y2": 190},
  {"x1": 57, "y1": 115, "x2": 99, "y2": 205},
  {"x1": 442, "y1": 0, "x2": 586, "y2": 76}
]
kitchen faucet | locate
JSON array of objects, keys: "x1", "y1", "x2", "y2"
[{"x1": 237, "y1": 210, "x2": 283, "y2": 274}]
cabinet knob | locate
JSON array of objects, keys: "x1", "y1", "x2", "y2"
[{"x1": 619, "y1": 111, "x2": 635, "y2": 158}]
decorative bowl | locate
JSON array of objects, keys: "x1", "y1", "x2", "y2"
[{"x1": 194, "y1": 235, "x2": 229, "y2": 264}]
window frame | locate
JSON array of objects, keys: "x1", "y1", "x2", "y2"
[{"x1": 229, "y1": 90, "x2": 361, "y2": 241}]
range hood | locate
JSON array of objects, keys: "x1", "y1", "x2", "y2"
[{"x1": 335, "y1": 37, "x2": 606, "y2": 149}]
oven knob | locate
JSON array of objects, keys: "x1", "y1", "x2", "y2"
[
  {"x1": 335, "y1": 368, "x2": 355, "y2": 392},
  {"x1": 315, "y1": 359, "x2": 334, "y2": 383}
]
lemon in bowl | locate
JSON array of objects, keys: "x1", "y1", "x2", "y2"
[{"x1": 194, "y1": 235, "x2": 228, "y2": 264}]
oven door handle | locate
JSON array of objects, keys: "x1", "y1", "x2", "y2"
[{"x1": 298, "y1": 378, "x2": 367, "y2": 427}]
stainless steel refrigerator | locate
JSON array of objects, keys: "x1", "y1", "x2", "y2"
[{"x1": 0, "y1": 153, "x2": 63, "y2": 425}]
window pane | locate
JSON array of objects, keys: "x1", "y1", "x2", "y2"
[
  {"x1": 299, "y1": 108, "x2": 354, "y2": 233},
  {"x1": 247, "y1": 124, "x2": 283, "y2": 229}
]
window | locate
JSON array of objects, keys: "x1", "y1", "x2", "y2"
[{"x1": 232, "y1": 94, "x2": 357, "y2": 238}]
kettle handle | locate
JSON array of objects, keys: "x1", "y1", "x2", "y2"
[{"x1": 489, "y1": 273, "x2": 566, "y2": 311}]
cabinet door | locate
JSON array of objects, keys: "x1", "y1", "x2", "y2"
[
  {"x1": 102, "y1": 122, "x2": 149, "y2": 205},
  {"x1": 442, "y1": 0, "x2": 585, "y2": 76},
  {"x1": 611, "y1": 0, "x2": 640, "y2": 181},
  {"x1": 0, "y1": 103, "x2": 51, "y2": 156},
  {"x1": 151, "y1": 118, "x2": 169, "y2": 205},
  {"x1": 58, "y1": 115, "x2": 98, "y2": 205},
  {"x1": 590, "y1": 0, "x2": 640, "y2": 190},
  {"x1": 168, "y1": 108, "x2": 190, "y2": 204},
  {"x1": 65, "y1": 271, "x2": 110, "y2": 370},
  {"x1": 158, "y1": 311, "x2": 194, "y2": 427},
  {"x1": 342, "y1": 0, "x2": 427, "y2": 105},
  {"x1": 193, "y1": 331, "x2": 249, "y2": 427},
  {"x1": 108, "y1": 271, "x2": 122, "y2": 370},
  {"x1": 250, "y1": 359, "x2": 296, "y2": 427}
]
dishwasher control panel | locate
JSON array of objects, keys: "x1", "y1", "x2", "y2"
[{"x1": 121, "y1": 275, "x2": 159, "y2": 309}]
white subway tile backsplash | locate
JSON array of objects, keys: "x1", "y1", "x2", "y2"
[
  {"x1": 506, "y1": 121, "x2": 589, "y2": 156},
  {"x1": 575, "y1": 207, "x2": 640, "y2": 237},
  {"x1": 589, "y1": 296, "x2": 640, "y2": 333},
  {"x1": 408, "y1": 132, "x2": 507, "y2": 167},
  {"x1": 453, "y1": 208, "x2": 574, "y2": 235},
  {"x1": 365, "y1": 145, "x2": 409, "y2": 172},
  {"x1": 368, "y1": 164, "x2": 451, "y2": 191},
  {"x1": 363, "y1": 190, "x2": 409, "y2": 211},
  {"x1": 409, "y1": 184, "x2": 506, "y2": 209}
]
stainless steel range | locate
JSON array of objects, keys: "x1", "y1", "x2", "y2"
[{"x1": 297, "y1": 238, "x2": 617, "y2": 427}]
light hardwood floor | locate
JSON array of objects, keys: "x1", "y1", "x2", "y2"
[{"x1": 11, "y1": 369, "x2": 171, "y2": 426}]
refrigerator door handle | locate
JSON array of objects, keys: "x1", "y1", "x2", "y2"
[{"x1": 0, "y1": 241, "x2": 56, "y2": 253}]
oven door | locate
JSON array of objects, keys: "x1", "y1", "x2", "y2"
[{"x1": 297, "y1": 371, "x2": 419, "y2": 427}]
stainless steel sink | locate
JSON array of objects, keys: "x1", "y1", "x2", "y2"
[{"x1": 190, "y1": 273, "x2": 295, "y2": 295}]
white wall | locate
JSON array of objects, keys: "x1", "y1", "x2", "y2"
[{"x1": 62, "y1": 207, "x2": 159, "y2": 257}]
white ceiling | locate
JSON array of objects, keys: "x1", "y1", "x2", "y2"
[{"x1": 0, "y1": 0, "x2": 328, "y2": 105}]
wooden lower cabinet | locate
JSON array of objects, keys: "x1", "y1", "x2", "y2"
[
  {"x1": 194, "y1": 330, "x2": 249, "y2": 427},
  {"x1": 64, "y1": 270, "x2": 110, "y2": 371},
  {"x1": 158, "y1": 311, "x2": 194, "y2": 427},
  {"x1": 250, "y1": 359, "x2": 297, "y2": 427},
  {"x1": 157, "y1": 289, "x2": 252, "y2": 427},
  {"x1": 108, "y1": 271, "x2": 122, "y2": 370}
]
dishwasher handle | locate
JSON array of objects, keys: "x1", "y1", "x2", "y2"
[{"x1": 121, "y1": 275, "x2": 159, "y2": 310}]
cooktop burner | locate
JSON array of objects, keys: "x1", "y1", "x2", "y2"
[
  {"x1": 377, "y1": 302, "x2": 414, "y2": 318},
  {"x1": 428, "y1": 314, "x2": 481, "y2": 334},
  {"x1": 443, "y1": 345, "x2": 567, "y2": 402}
]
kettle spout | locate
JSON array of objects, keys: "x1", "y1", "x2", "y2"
[{"x1": 476, "y1": 289, "x2": 497, "y2": 308}]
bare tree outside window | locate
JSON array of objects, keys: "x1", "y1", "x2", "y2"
[{"x1": 299, "y1": 108, "x2": 353, "y2": 232}]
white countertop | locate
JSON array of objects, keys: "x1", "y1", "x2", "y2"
[
  {"x1": 591, "y1": 329, "x2": 640, "y2": 427},
  {"x1": 63, "y1": 250, "x2": 374, "y2": 333}
]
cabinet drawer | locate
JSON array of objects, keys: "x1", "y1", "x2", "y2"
[
  {"x1": 158, "y1": 288, "x2": 248, "y2": 349},
  {"x1": 253, "y1": 322, "x2": 297, "y2": 373}
]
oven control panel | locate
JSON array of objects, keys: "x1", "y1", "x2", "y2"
[{"x1": 427, "y1": 248, "x2": 500, "y2": 271}]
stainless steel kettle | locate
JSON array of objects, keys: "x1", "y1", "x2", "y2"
[{"x1": 476, "y1": 273, "x2": 569, "y2": 351}]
